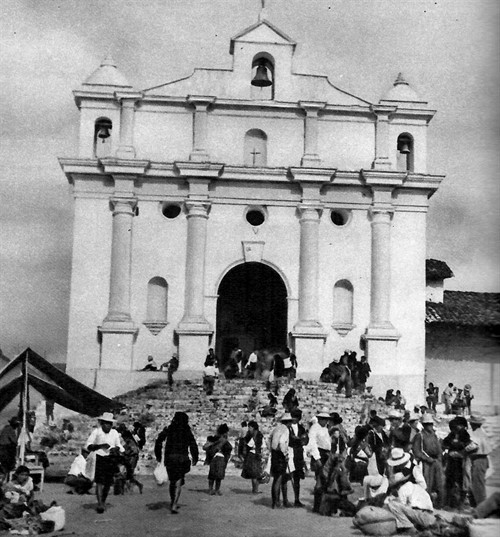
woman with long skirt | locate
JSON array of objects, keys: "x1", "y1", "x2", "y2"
[
  {"x1": 154, "y1": 412, "x2": 199, "y2": 513},
  {"x1": 241, "y1": 421, "x2": 264, "y2": 494}
]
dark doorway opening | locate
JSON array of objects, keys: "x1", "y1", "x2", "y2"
[{"x1": 216, "y1": 262, "x2": 288, "y2": 369}]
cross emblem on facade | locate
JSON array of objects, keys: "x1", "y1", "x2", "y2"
[{"x1": 250, "y1": 148, "x2": 261, "y2": 166}]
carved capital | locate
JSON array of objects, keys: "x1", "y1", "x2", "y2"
[
  {"x1": 109, "y1": 196, "x2": 137, "y2": 215},
  {"x1": 184, "y1": 200, "x2": 211, "y2": 218}
]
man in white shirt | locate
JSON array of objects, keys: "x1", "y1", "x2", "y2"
[
  {"x1": 203, "y1": 363, "x2": 219, "y2": 395},
  {"x1": 65, "y1": 448, "x2": 92, "y2": 494},
  {"x1": 384, "y1": 448, "x2": 436, "y2": 532},
  {"x1": 468, "y1": 414, "x2": 492, "y2": 506},
  {"x1": 244, "y1": 350, "x2": 258, "y2": 379},
  {"x1": 306, "y1": 410, "x2": 332, "y2": 513},
  {"x1": 85, "y1": 412, "x2": 124, "y2": 513},
  {"x1": 385, "y1": 478, "x2": 436, "y2": 532}
]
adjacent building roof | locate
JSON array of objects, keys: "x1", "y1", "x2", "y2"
[
  {"x1": 426, "y1": 291, "x2": 500, "y2": 327},
  {"x1": 426, "y1": 259, "x2": 454, "y2": 281}
]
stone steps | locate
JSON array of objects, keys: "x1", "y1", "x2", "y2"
[{"x1": 34, "y1": 379, "x2": 382, "y2": 476}]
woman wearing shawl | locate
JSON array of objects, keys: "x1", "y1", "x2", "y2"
[
  {"x1": 203, "y1": 423, "x2": 233, "y2": 496},
  {"x1": 154, "y1": 412, "x2": 199, "y2": 514}
]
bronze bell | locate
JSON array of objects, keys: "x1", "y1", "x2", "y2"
[
  {"x1": 97, "y1": 126, "x2": 111, "y2": 139},
  {"x1": 251, "y1": 63, "x2": 272, "y2": 87},
  {"x1": 399, "y1": 141, "x2": 410, "y2": 154}
]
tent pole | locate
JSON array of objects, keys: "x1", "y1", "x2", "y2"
[{"x1": 19, "y1": 352, "x2": 28, "y2": 465}]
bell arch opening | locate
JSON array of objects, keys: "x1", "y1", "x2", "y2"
[{"x1": 216, "y1": 262, "x2": 288, "y2": 370}]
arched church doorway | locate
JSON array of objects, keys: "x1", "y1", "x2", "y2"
[{"x1": 216, "y1": 262, "x2": 288, "y2": 370}]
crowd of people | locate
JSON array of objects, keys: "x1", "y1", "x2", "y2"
[{"x1": 0, "y1": 362, "x2": 494, "y2": 536}]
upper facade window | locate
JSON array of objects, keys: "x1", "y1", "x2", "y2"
[{"x1": 244, "y1": 129, "x2": 267, "y2": 166}]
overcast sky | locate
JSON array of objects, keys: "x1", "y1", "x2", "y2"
[{"x1": 0, "y1": 0, "x2": 498, "y2": 362}]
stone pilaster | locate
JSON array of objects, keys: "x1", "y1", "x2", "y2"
[
  {"x1": 371, "y1": 105, "x2": 397, "y2": 170},
  {"x1": 115, "y1": 93, "x2": 142, "y2": 159},
  {"x1": 300, "y1": 101, "x2": 325, "y2": 167},
  {"x1": 188, "y1": 96, "x2": 215, "y2": 162}
]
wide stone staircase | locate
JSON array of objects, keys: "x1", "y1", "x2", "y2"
[
  {"x1": 35, "y1": 378, "x2": 384, "y2": 477},
  {"x1": 33, "y1": 378, "x2": 499, "y2": 481}
]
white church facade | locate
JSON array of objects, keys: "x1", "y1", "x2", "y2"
[{"x1": 60, "y1": 17, "x2": 444, "y2": 400}]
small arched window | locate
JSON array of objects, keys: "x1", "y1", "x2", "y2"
[
  {"x1": 94, "y1": 117, "x2": 112, "y2": 158},
  {"x1": 244, "y1": 129, "x2": 267, "y2": 166},
  {"x1": 251, "y1": 54, "x2": 274, "y2": 100},
  {"x1": 397, "y1": 133, "x2": 414, "y2": 172},
  {"x1": 332, "y1": 279, "x2": 354, "y2": 336},
  {"x1": 146, "y1": 277, "x2": 168, "y2": 322}
]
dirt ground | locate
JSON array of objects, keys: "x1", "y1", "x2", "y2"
[
  {"x1": 22, "y1": 474, "x2": 363, "y2": 537},
  {"x1": 5, "y1": 470, "x2": 500, "y2": 537}
]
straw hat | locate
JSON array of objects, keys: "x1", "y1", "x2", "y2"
[
  {"x1": 407, "y1": 412, "x2": 421, "y2": 422},
  {"x1": 316, "y1": 411, "x2": 331, "y2": 419},
  {"x1": 387, "y1": 447, "x2": 411, "y2": 467},
  {"x1": 388, "y1": 409, "x2": 403, "y2": 420},
  {"x1": 469, "y1": 414, "x2": 485, "y2": 425},
  {"x1": 421, "y1": 414, "x2": 434, "y2": 424},
  {"x1": 97, "y1": 412, "x2": 116, "y2": 423},
  {"x1": 279, "y1": 413, "x2": 293, "y2": 422}
]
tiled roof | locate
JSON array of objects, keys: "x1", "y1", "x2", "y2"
[
  {"x1": 426, "y1": 291, "x2": 500, "y2": 327},
  {"x1": 426, "y1": 259, "x2": 454, "y2": 281}
]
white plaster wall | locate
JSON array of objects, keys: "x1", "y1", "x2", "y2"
[
  {"x1": 129, "y1": 199, "x2": 188, "y2": 369},
  {"x1": 426, "y1": 329, "x2": 500, "y2": 411},
  {"x1": 319, "y1": 118, "x2": 375, "y2": 170},
  {"x1": 426, "y1": 281, "x2": 444, "y2": 303},
  {"x1": 317, "y1": 207, "x2": 372, "y2": 362},
  {"x1": 208, "y1": 112, "x2": 303, "y2": 167},
  {"x1": 66, "y1": 196, "x2": 111, "y2": 373},
  {"x1": 134, "y1": 108, "x2": 192, "y2": 161},
  {"x1": 391, "y1": 209, "x2": 427, "y2": 402}
]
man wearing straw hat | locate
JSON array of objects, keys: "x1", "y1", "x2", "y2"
[
  {"x1": 85, "y1": 412, "x2": 124, "y2": 513},
  {"x1": 467, "y1": 414, "x2": 492, "y2": 507},
  {"x1": 384, "y1": 447, "x2": 436, "y2": 533},
  {"x1": 412, "y1": 414, "x2": 445, "y2": 509}
]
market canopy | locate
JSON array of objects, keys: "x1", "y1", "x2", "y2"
[{"x1": 0, "y1": 347, "x2": 124, "y2": 417}]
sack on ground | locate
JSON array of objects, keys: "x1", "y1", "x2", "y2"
[
  {"x1": 153, "y1": 463, "x2": 168, "y2": 486},
  {"x1": 353, "y1": 506, "x2": 397, "y2": 536},
  {"x1": 40, "y1": 506, "x2": 66, "y2": 531}
]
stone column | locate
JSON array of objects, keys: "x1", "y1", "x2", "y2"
[
  {"x1": 176, "y1": 200, "x2": 212, "y2": 373},
  {"x1": 300, "y1": 101, "x2": 325, "y2": 167},
  {"x1": 370, "y1": 207, "x2": 394, "y2": 328},
  {"x1": 99, "y1": 195, "x2": 138, "y2": 379},
  {"x1": 371, "y1": 105, "x2": 396, "y2": 170},
  {"x1": 103, "y1": 197, "x2": 137, "y2": 324},
  {"x1": 294, "y1": 206, "x2": 323, "y2": 331},
  {"x1": 115, "y1": 94, "x2": 141, "y2": 159},
  {"x1": 178, "y1": 201, "x2": 211, "y2": 330},
  {"x1": 188, "y1": 96, "x2": 215, "y2": 162}
]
